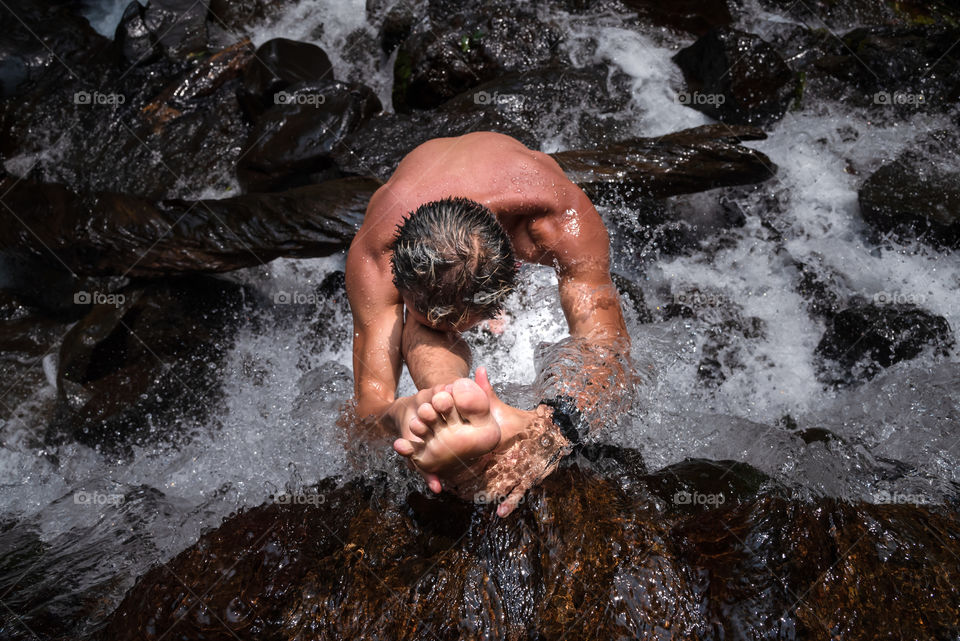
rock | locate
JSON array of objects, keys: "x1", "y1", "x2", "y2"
[
  {"x1": 859, "y1": 152, "x2": 960, "y2": 249},
  {"x1": 238, "y1": 80, "x2": 382, "y2": 192},
  {"x1": 696, "y1": 316, "x2": 766, "y2": 386},
  {"x1": 238, "y1": 38, "x2": 334, "y2": 118},
  {"x1": 113, "y1": 0, "x2": 161, "y2": 66},
  {"x1": 815, "y1": 304, "x2": 954, "y2": 386},
  {"x1": 392, "y1": 0, "x2": 563, "y2": 111},
  {"x1": 142, "y1": 0, "x2": 210, "y2": 59},
  {"x1": 610, "y1": 273, "x2": 653, "y2": 323},
  {"x1": 673, "y1": 28, "x2": 799, "y2": 127},
  {"x1": 621, "y1": 0, "x2": 732, "y2": 36},
  {"x1": 102, "y1": 449, "x2": 960, "y2": 639},
  {"x1": 0, "y1": 176, "x2": 379, "y2": 277},
  {"x1": 50, "y1": 276, "x2": 258, "y2": 450},
  {"x1": 336, "y1": 65, "x2": 631, "y2": 177},
  {"x1": 0, "y1": 0, "x2": 109, "y2": 97},
  {"x1": 813, "y1": 26, "x2": 960, "y2": 109},
  {"x1": 368, "y1": 0, "x2": 423, "y2": 53},
  {"x1": 795, "y1": 261, "x2": 845, "y2": 319},
  {"x1": 2, "y1": 39, "x2": 252, "y2": 200},
  {"x1": 551, "y1": 124, "x2": 777, "y2": 200}
]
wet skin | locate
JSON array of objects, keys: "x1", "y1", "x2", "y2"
[{"x1": 345, "y1": 131, "x2": 629, "y2": 515}]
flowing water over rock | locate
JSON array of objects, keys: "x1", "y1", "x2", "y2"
[{"x1": 1, "y1": 0, "x2": 959, "y2": 639}]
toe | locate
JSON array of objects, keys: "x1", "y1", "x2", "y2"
[
  {"x1": 394, "y1": 437, "x2": 418, "y2": 456},
  {"x1": 409, "y1": 417, "x2": 430, "y2": 438},
  {"x1": 431, "y1": 391, "x2": 460, "y2": 424},
  {"x1": 450, "y1": 378, "x2": 490, "y2": 423}
]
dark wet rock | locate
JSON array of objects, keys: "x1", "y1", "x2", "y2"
[
  {"x1": 673, "y1": 28, "x2": 799, "y2": 127},
  {"x1": 815, "y1": 304, "x2": 954, "y2": 386},
  {"x1": 141, "y1": 0, "x2": 210, "y2": 60},
  {"x1": 336, "y1": 65, "x2": 632, "y2": 177},
  {"x1": 369, "y1": 0, "x2": 423, "y2": 53},
  {"x1": 238, "y1": 38, "x2": 334, "y2": 119},
  {"x1": 699, "y1": 323, "x2": 765, "y2": 384},
  {"x1": 813, "y1": 26, "x2": 960, "y2": 109},
  {"x1": 49, "y1": 276, "x2": 257, "y2": 450},
  {"x1": 675, "y1": 493, "x2": 960, "y2": 640},
  {"x1": 2, "y1": 39, "x2": 252, "y2": 200},
  {"x1": 113, "y1": 0, "x2": 161, "y2": 66},
  {"x1": 610, "y1": 273, "x2": 653, "y2": 323},
  {"x1": 621, "y1": 0, "x2": 732, "y2": 36},
  {"x1": 696, "y1": 315, "x2": 767, "y2": 386},
  {"x1": 102, "y1": 449, "x2": 960, "y2": 640},
  {"x1": 552, "y1": 125, "x2": 777, "y2": 201},
  {"x1": 859, "y1": 153, "x2": 960, "y2": 249},
  {"x1": 238, "y1": 81, "x2": 381, "y2": 192},
  {"x1": 795, "y1": 259, "x2": 846, "y2": 319},
  {"x1": 392, "y1": 0, "x2": 563, "y2": 111},
  {"x1": 0, "y1": 0, "x2": 109, "y2": 97},
  {"x1": 0, "y1": 176, "x2": 378, "y2": 277}
]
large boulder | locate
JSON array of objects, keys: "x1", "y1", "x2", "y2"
[
  {"x1": 815, "y1": 303, "x2": 954, "y2": 386},
  {"x1": 0, "y1": 176, "x2": 379, "y2": 277},
  {"x1": 238, "y1": 80, "x2": 382, "y2": 192},
  {"x1": 392, "y1": 0, "x2": 563, "y2": 111},
  {"x1": 551, "y1": 125, "x2": 777, "y2": 200},
  {"x1": 673, "y1": 28, "x2": 799, "y2": 127},
  {"x1": 859, "y1": 150, "x2": 960, "y2": 249},
  {"x1": 101, "y1": 449, "x2": 960, "y2": 639},
  {"x1": 238, "y1": 38, "x2": 335, "y2": 119}
]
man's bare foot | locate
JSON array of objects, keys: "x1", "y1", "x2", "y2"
[{"x1": 393, "y1": 378, "x2": 502, "y2": 491}]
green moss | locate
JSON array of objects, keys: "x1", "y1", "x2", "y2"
[
  {"x1": 392, "y1": 49, "x2": 413, "y2": 109},
  {"x1": 791, "y1": 71, "x2": 806, "y2": 111}
]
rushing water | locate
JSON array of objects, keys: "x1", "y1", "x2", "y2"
[{"x1": 3, "y1": 0, "x2": 959, "y2": 638}]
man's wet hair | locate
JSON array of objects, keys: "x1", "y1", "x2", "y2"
[{"x1": 390, "y1": 197, "x2": 518, "y2": 327}]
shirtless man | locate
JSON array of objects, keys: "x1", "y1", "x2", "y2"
[{"x1": 345, "y1": 131, "x2": 629, "y2": 516}]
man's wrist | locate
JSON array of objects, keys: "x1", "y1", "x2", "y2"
[{"x1": 538, "y1": 395, "x2": 589, "y2": 446}]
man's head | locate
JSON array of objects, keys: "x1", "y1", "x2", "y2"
[{"x1": 390, "y1": 197, "x2": 518, "y2": 331}]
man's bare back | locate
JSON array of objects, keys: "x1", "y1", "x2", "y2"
[{"x1": 345, "y1": 132, "x2": 629, "y2": 515}]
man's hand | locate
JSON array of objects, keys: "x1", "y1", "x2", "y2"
[{"x1": 441, "y1": 368, "x2": 572, "y2": 517}]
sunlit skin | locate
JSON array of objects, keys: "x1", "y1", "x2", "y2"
[{"x1": 345, "y1": 131, "x2": 629, "y2": 515}]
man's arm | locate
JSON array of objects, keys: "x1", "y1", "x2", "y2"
[
  {"x1": 345, "y1": 234, "x2": 407, "y2": 420},
  {"x1": 537, "y1": 188, "x2": 629, "y2": 344}
]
